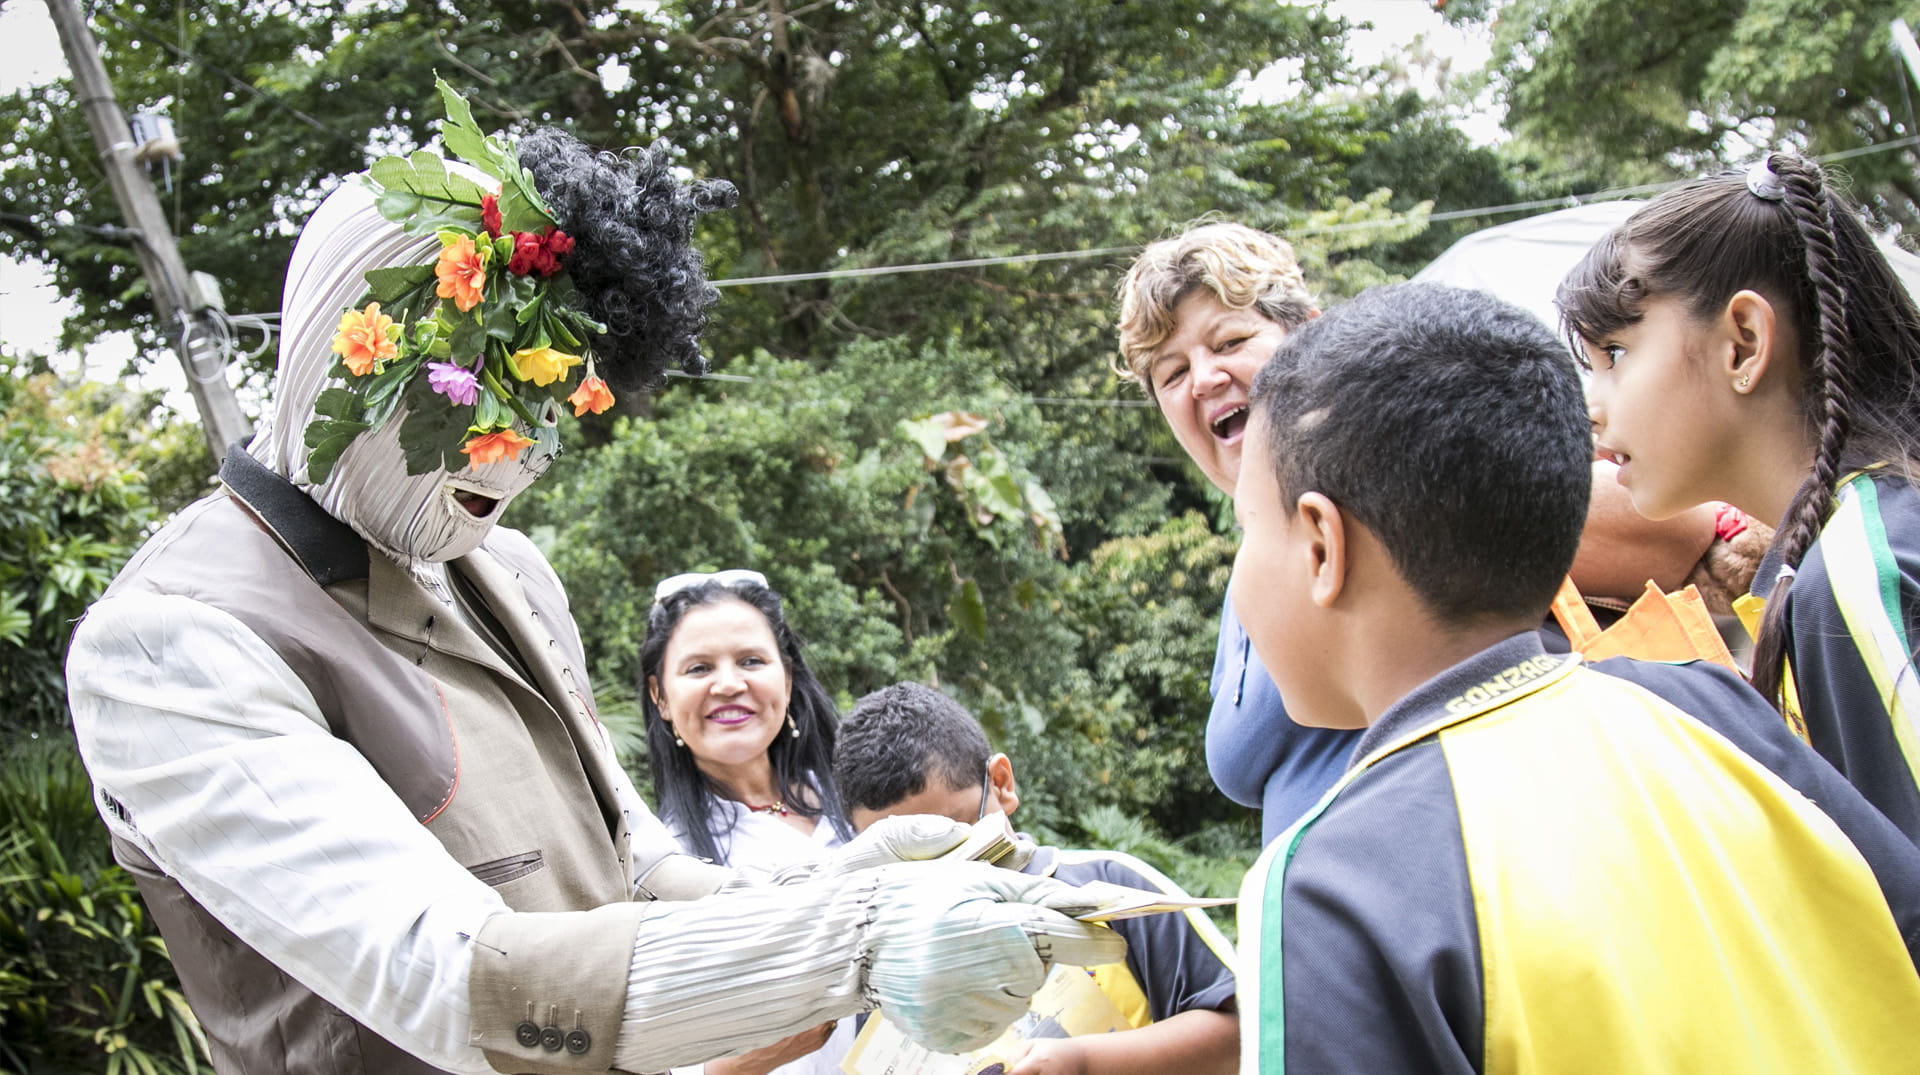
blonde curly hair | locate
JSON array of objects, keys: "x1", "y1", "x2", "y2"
[{"x1": 1115, "y1": 222, "x2": 1317, "y2": 388}]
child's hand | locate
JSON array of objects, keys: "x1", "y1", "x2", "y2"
[{"x1": 1002, "y1": 1038, "x2": 1091, "y2": 1075}]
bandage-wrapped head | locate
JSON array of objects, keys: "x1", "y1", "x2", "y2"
[{"x1": 246, "y1": 127, "x2": 735, "y2": 563}]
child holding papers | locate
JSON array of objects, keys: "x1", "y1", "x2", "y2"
[{"x1": 834, "y1": 682, "x2": 1238, "y2": 1075}]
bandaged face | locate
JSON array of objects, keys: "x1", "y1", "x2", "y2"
[
  {"x1": 249, "y1": 176, "x2": 559, "y2": 563},
  {"x1": 312, "y1": 407, "x2": 558, "y2": 563}
]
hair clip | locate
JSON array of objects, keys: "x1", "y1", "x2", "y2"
[
  {"x1": 1746, "y1": 157, "x2": 1787, "y2": 203},
  {"x1": 653, "y1": 569, "x2": 769, "y2": 603}
]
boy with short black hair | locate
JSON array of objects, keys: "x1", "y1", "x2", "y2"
[
  {"x1": 837, "y1": 682, "x2": 1238, "y2": 1075},
  {"x1": 1232, "y1": 281, "x2": 1920, "y2": 1072}
]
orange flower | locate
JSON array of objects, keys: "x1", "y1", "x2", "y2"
[
  {"x1": 568, "y1": 375, "x2": 615, "y2": 416},
  {"x1": 331, "y1": 302, "x2": 398, "y2": 376},
  {"x1": 435, "y1": 235, "x2": 487, "y2": 312},
  {"x1": 461, "y1": 428, "x2": 536, "y2": 465}
]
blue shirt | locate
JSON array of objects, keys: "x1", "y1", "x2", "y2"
[{"x1": 1206, "y1": 588, "x2": 1362, "y2": 844}]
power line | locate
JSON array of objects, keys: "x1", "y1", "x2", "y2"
[
  {"x1": 0, "y1": 209, "x2": 137, "y2": 241},
  {"x1": 712, "y1": 136, "x2": 1920, "y2": 289},
  {"x1": 716, "y1": 246, "x2": 1140, "y2": 287}
]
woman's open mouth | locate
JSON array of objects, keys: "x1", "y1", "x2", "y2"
[{"x1": 1210, "y1": 405, "x2": 1248, "y2": 441}]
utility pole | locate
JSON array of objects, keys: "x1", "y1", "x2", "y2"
[
  {"x1": 46, "y1": 0, "x2": 251, "y2": 458},
  {"x1": 1895, "y1": 19, "x2": 1920, "y2": 95}
]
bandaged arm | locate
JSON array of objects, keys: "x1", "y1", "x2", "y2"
[{"x1": 70, "y1": 594, "x2": 1118, "y2": 1074}]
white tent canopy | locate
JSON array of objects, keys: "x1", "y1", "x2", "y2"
[{"x1": 1411, "y1": 200, "x2": 1920, "y2": 333}]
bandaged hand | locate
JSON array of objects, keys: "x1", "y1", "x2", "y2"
[
  {"x1": 832, "y1": 814, "x2": 975, "y2": 874},
  {"x1": 860, "y1": 860, "x2": 1127, "y2": 1054}
]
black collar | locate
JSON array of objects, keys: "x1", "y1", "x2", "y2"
[{"x1": 219, "y1": 450, "x2": 370, "y2": 586}]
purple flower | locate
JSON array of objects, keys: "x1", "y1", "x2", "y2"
[{"x1": 427, "y1": 361, "x2": 481, "y2": 406}]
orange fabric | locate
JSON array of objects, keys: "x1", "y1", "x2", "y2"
[{"x1": 1552, "y1": 577, "x2": 1739, "y2": 674}]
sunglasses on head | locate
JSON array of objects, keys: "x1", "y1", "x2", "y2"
[{"x1": 653, "y1": 568, "x2": 769, "y2": 604}]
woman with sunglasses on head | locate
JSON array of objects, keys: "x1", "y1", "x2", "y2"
[{"x1": 642, "y1": 570, "x2": 858, "y2": 1075}]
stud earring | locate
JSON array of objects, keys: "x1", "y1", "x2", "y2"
[
  {"x1": 788, "y1": 713, "x2": 801, "y2": 739},
  {"x1": 1736, "y1": 374, "x2": 1752, "y2": 392}
]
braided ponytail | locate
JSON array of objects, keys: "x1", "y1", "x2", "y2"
[{"x1": 1749, "y1": 154, "x2": 1859, "y2": 704}]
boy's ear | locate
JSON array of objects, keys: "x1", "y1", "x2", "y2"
[
  {"x1": 986, "y1": 752, "x2": 1020, "y2": 817},
  {"x1": 1723, "y1": 290, "x2": 1779, "y2": 394},
  {"x1": 1296, "y1": 491, "x2": 1347, "y2": 609}
]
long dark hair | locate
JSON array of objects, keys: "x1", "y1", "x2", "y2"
[
  {"x1": 638, "y1": 577, "x2": 853, "y2": 861},
  {"x1": 1558, "y1": 154, "x2": 1920, "y2": 703}
]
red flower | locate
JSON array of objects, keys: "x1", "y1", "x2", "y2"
[
  {"x1": 507, "y1": 227, "x2": 575, "y2": 278},
  {"x1": 480, "y1": 193, "x2": 502, "y2": 239}
]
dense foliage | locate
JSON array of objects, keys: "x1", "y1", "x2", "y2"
[
  {"x1": 0, "y1": 0, "x2": 1551, "y2": 1056},
  {"x1": 0, "y1": 353, "x2": 210, "y2": 736},
  {"x1": 0, "y1": 736, "x2": 208, "y2": 1073}
]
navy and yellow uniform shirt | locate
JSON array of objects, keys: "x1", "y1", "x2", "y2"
[
  {"x1": 1239, "y1": 632, "x2": 1920, "y2": 1074},
  {"x1": 1749, "y1": 470, "x2": 1920, "y2": 845}
]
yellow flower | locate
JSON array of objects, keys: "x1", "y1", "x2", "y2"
[
  {"x1": 461, "y1": 428, "x2": 536, "y2": 465},
  {"x1": 568, "y1": 375, "x2": 615, "y2": 416},
  {"x1": 510, "y1": 345, "x2": 584, "y2": 387},
  {"x1": 435, "y1": 235, "x2": 487, "y2": 312},
  {"x1": 331, "y1": 302, "x2": 398, "y2": 376}
]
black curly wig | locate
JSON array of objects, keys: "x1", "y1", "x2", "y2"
[{"x1": 517, "y1": 128, "x2": 738, "y2": 393}]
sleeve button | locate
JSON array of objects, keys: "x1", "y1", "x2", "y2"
[
  {"x1": 514, "y1": 1021, "x2": 541, "y2": 1048},
  {"x1": 539, "y1": 1025, "x2": 564, "y2": 1051},
  {"x1": 565, "y1": 1029, "x2": 591, "y2": 1055}
]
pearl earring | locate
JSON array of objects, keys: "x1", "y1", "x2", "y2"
[{"x1": 788, "y1": 714, "x2": 801, "y2": 739}]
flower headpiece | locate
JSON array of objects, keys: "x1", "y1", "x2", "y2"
[{"x1": 302, "y1": 79, "x2": 619, "y2": 482}]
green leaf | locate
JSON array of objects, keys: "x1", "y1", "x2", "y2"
[
  {"x1": 302, "y1": 418, "x2": 371, "y2": 484},
  {"x1": 311, "y1": 387, "x2": 366, "y2": 423},
  {"x1": 0, "y1": 589, "x2": 30, "y2": 647},
  {"x1": 973, "y1": 450, "x2": 1025, "y2": 522},
  {"x1": 447, "y1": 310, "x2": 487, "y2": 361},
  {"x1": 475, "y1": 389, "x2": 506, "y2": 430},
  {"x1": 363, "y1": 263, "x2": 438, "y2": 307},
  {"x1": 370, "y1": 150, "x2": 488, "y2": 205},
  {"x1": 363, "y1": 355, "x2": 422, "y2": 413},
  {"x1": 898, "y1": 416, "x2": 948, "y2": 464},
  {"x1": 373, "y1": 186, "x2": 485, "y2": 236},
  {"x1": 497, "y1": 166, "x2": 555, "y2": 233},
  {"x1": 435, "y1": 76, "x2": 512, "y2": 176},
  {"x1": 949, "y1": 577, "x2": 986, "y2": 640},
  {"x1": 486, "y1": 274, "x2": 537, "y2": 341},
  {"x1": 397, "y1": 382, "x2": 475, "y2": 475}
]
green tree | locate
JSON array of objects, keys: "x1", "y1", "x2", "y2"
[
  {"x1": 1450, "y1": 0, "x2": 1920, "y2": 229},
  {"x1": 2, "y1": 0, "x2": 1459, "y2": 853},
  {"x1": 0, "y1": 351, "x2": 208, "y2": 734}
]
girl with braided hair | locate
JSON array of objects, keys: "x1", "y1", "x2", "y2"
[{"x1": 1559, "y1": 153, "x2": 1920, "y2": 844}]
